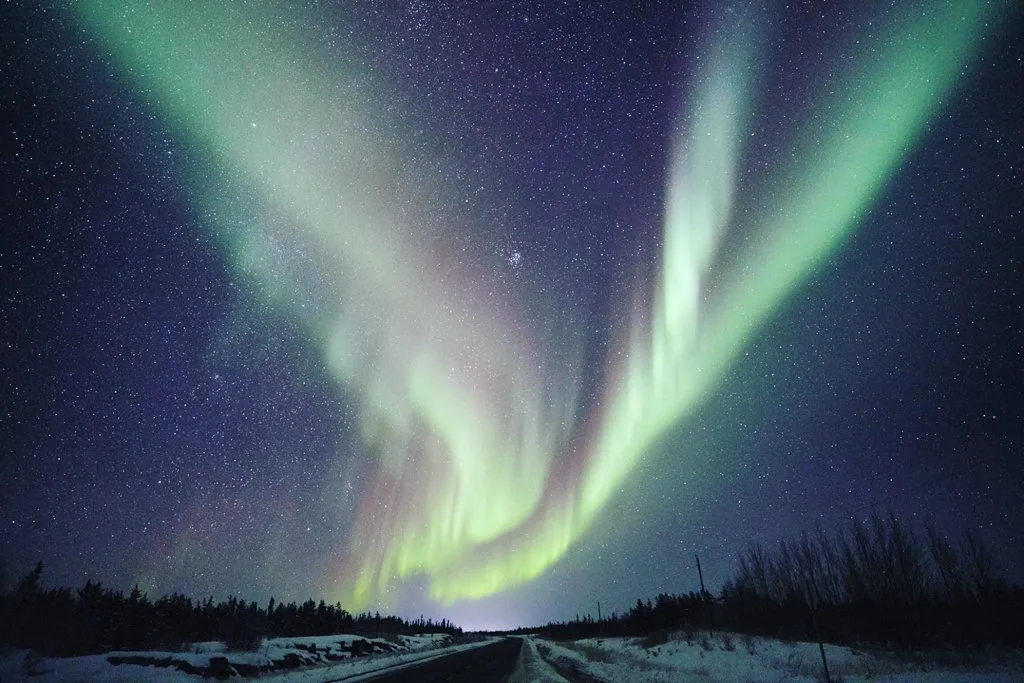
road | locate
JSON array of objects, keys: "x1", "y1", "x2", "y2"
[{"x1": 349, "y1": 637, "x2": 523, "y2": 682}]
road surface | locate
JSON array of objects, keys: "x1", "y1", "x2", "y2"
[{"x1": 349, "y1": 637, "x2": 523, "y2": 682}]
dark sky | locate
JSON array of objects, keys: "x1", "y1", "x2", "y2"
[{"x1": 2, "y1": 1, "x2": 1021, "y2": 631}]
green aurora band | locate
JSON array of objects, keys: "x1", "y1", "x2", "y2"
[{"x1": 71, "y1": 1, "x2": 1004, "y2": 608}]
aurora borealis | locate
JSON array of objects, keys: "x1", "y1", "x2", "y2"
[{"x1": 3, "y1": 1, "x2": 1022, "y2": 630}]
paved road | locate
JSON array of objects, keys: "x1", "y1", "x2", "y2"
[{"x1": 354, "y1": 638, "x2": 523, "y2": 682}]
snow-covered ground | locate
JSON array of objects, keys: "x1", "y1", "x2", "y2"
[
  {"x1": 0, "y1": 632, "x2": 497, "y2": 682},
  {"x1": 509, "y1": 636, "x2": 568, "y2": 683},
  {"x1": 5, "y1": 631, "x2": 1021, "y2": 681},
  {"x1": 522, "y1": 632, "x2": 1024, "y2": 683}
]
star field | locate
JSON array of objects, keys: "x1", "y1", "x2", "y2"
[{"x1": 1, "y1": 1, "x2": 1022, "y2": 631}]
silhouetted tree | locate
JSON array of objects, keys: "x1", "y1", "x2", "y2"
[{"x1": 0, "y1": 563, "x2": 462, "y2": 656}]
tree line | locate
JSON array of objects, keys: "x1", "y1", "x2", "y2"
[
  {"x1": 522, "y1": 512, "x2": 1023, "y2": 648},
  {"x1": 720, "y1": 510, "x2": 1022, "y2": 647},
  {"x1": 4, "y1": 512, "x2": 1020, "y2": 654},
  {"x1": 0, "y1": 564, "x2": 462, "y2": 657}
]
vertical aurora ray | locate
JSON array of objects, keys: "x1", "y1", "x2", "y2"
[
  {"x1": 584, "y1": 0, "x2": 1006, "y2": 528},
  {"x1": 71, "y1": 1, "x2": 1004, "y2": 607},
  {"x1": 71, "y1": 0, "x2": 580, "y2": 606}
]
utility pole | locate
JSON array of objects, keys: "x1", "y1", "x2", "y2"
[
  {"x1": 806, "y1": 573, "x2": 831, "y2": 683},
  {"x1": 696, "y1": 554, "x2": 712, "y2": 639},
  {"x1": 597, "y1": 601, "x2": 601, "y2": 622}
]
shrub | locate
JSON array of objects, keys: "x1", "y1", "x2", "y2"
[
  {"x1": 640, "y1": 629, "x2": 669, "y2": 649},
  {"x1": 223, "y1": 622, "x2": 265, "y2": 652},
  {"x1": 575, "y1": 643, "x2": 615, "y2": 663}
]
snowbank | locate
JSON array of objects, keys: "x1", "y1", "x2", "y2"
[
  {"x1": 0, "y1": 632, "x2": 486, "y2": 682},
  {"x1": 530, "y1": 632, "x2": 1024, "y2": 683}
]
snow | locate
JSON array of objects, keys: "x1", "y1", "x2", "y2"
[
  {"x1": 257, "y1": 637, "x2": 497, "y2": 683},
  {"x1": 525, "y1": 632, "x2": 1024, "y2": 683},
  {"x1": 509, "y1": 636, "x2": 568, "y2": 683},
  {"x1": 0, "y1": 632, "x2": 496, "y2": 682},
  {"x1": 5, "y1": 631, "x2": 1021, "y2": 681}
]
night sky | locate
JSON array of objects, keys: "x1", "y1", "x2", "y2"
[{"x1": 2, "y1": 1, "x2": 1022, "y2": 631}]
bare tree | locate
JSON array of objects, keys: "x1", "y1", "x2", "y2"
[
  {"x1": 740, "y1": 543, "x2": 772, "y2": 599},
  {"x1": 926, "y1": 523, "x2": 961, "y2": 600},
  {"x1": 773, "y1": 539, "x2": 799, "y2": 602},
  {"x1": 813, "y1": 525, "x2": 844, "y2": 604},
  {"x1": 886, "y1": 511, "x2": 926, "y2": 602},
  {"x1": 963, "y1": 528, "x2": 1004, "y2": 599}
]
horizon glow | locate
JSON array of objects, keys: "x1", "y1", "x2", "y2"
[{"x1": 72, "y1": 1, "x2": 1001, "y2": 610}]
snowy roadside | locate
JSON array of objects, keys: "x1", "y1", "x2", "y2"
[
  {"x1": 0, "y1": 632, "x2": 497, "y2": 682},
  {"x1": 508, "y1": 636, "x2": 568, "y2": 683},
  {"x1": 257, "y1": 636, "x2": 499, "y2": 682},
  {"x1": 529, "y1": 632, "x2": 1024, "y2": 683}
]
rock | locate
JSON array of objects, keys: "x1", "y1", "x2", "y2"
[
  {"x1": 233, "y1": 662, "x2": 261, "y2": 676},
  {"x1": 275, "y1": 653, "x2": 302, "y2": 669},
  {"x1": 208, "y1": 656, "x2": 233, "y2": 679}
]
